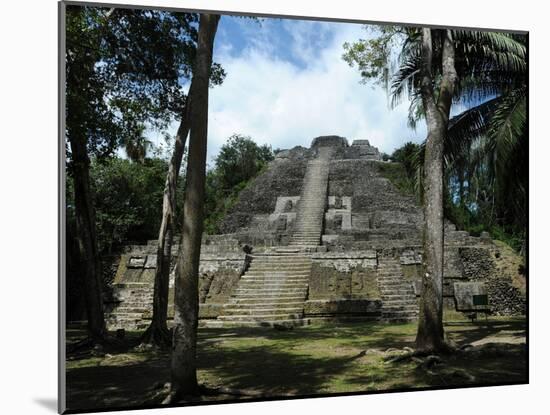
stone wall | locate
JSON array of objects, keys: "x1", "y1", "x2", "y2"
[
  {"x1": 219, "y1": 152, "x2": 309, "y2": 234},
  {"x1": 105, "y1": 237, "x2": 249, "y2": 326},
  {"x1": 459, "y1": 247, "x2": 526, "y2": 315},
  {"x1": 305, "y1": 251, "x2": 382, "y2": 319}
]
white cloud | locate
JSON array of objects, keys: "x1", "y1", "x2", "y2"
[{"x1": 154, "y1": 19, "x2": 428, "y2": 164}]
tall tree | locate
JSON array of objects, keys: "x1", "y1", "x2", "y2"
[
  {"x1": 343, "y1": 26, "x2": 525, "y2": 352},
  {"x1": 165, "y1": 13, "x2": 220, "y2": 401},
  {"x1": 140, "y1": 85, "x2": 193, "y2": 347},
  {"x1": 65, "y1": 5, "x2": 201, "y2": 341},
  {"x1": 415, "y1": 29, "x2": 457, "y2": 352}
]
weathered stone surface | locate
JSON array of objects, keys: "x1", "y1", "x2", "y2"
[
  {"x1": 454, "y1": 282, "x2": 489, "y2": 311},
  {"x1": 400, "y1": 249, "x2": 421, "y2": 265},
  {"x1": 127, "y1": 256, "x2": 146, "y2": 268},
  {"x1": 105, "y1": 135, "x2": 525, "y2": 329},
  {"x1": 144, "y1": 255, "x2": 157, "y2": 269},
  {"x1": 205, "y1": 271, "x2": 241, "y2": 303},
  {"x1": 199, "y1": 303, "x2": 224, "y2": 319},
  {"x1": 304, "y1": 299, "x2": 381, "y2": 316},
  {"x1": 311, "y1": 135, "x2": 348, "y2": 148}
]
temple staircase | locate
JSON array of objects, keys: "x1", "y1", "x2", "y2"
[
  {"x1": 206, "y1": 253, "x2": 312, "y2": 327},
  {"x1": 106, "y1": 282, "x2": 153, "y2": 330},
  {"x1": 377, "y1": 257, "x2": 419, "y2": 322},
  {"x1": 288, "y1": 147, "x2": 332, "y2": 248}
]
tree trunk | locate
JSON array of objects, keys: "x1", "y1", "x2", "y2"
[
  {"x1": 68, "y1": 134, "x2": 106, "y2": 341},
  {"x1": 65, "y1": 7, "x2": 116, "y2": 343},
  {"x1": 166, "y1": 13, "x2": 220, "y2": 402},
  {"x1": 140, "y1": 89, "x2": 194, "y2": 347},
  {"x1": 415, "y1": 29, "x2": 457, "y2": 352}
]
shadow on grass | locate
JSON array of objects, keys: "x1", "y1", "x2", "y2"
[
  {"x1": 443, "y1": 319, "x2": 526, "y2": 345},
  {"x1": 65, "y1": 319, "x2": 526, "y2": 411}
]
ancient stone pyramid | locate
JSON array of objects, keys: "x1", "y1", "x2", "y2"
[{"x1": 105, "y1": 136, "x2": 525, "y2": 329}]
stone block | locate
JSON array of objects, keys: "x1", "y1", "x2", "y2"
[
  {"x1": 454, "y1": 282, "x2": 489, "y2": 311},
  {"x1": 304, "y1": 299, "x2": 382, "y2": 316},
  {"x1": 127, "y1": 256, "x2": 146, "y2": 268},
  {"x1": 275, "y1": 215, "x2": 287, "y2": 231},
  {"x1": 199, "y1": 303, "x2": 224, "y2": 319},
  {"x1": 144, "y1": 254, "x2": 157, "y2": 269},
  {"x1": 400, "y1": 249, "x2": 421, "y2": 265}
]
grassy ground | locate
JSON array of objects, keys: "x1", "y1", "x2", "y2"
[{"x1": 65, "y1": 317, "x2": 527, "y2": 412}]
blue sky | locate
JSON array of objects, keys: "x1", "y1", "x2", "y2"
[{"x1": 149, "y1": 15, "x2": 429, "y2": 164}]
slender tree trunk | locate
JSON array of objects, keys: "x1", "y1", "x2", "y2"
[
  {"x1": 69, "y1": 134, "x2": 106, "y2": 341},
  {"x1": 140, "y1": 90, "x2": 194, "y2": 347},
  {"x1": 165, "y1": 13, "x2": 220, "y2": 402},
  {"x1": 415, "y1": 29, "x2": 457, "y2": 352},
  {"x1": 65, "y1": 7, "x2": 116, "y2": 343}
]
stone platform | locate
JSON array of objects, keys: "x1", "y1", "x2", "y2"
[{"x1": 103, "y1": 135, "x2": 526, "y2": 330}]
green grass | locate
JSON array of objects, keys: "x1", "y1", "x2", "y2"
[{"x1": 65, "y1": 317, "x2": 526, "y2": 411}]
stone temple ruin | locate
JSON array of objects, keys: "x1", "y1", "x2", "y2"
[{"x1": 106, "y1": 136, "x2": 526, "y2": 329}]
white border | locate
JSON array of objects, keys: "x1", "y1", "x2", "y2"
[{"x1": 1, "y1": 1, "x2": 546, "y2": 414}]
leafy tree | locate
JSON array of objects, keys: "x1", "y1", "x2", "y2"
[
  {"x1": 343, "y1": 26, "x2": 525, "y2": 352},
  {"x1": 142, "y1": 18, "x2": 227, "y2": 349},
  {"x1": 215, "y1": 134, "x2": 274, "y2": 190},
  {"x1": 391, "y1": 142, "x2": 422, "y2": 182},
  {"x1": 91, "y1": 158, "x2": 181, "y2": 252},
  {"x1": 204, "y1": 134, "x2": 274, "y2": 233},
  {"x1": 66, "y1": 157, "x2": 185, "y2": 320},
  {"x1": 65, "y1": 4, "x2": 224, "y2": 342},
  {"x1": 167, "y1": 13, "x2": 221, "y2": 402}
]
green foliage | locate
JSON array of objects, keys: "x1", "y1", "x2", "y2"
[
  {"x1": 67, "y1": 157, "x2": 184, "y2": 253},
  {"x1": 204, "y1": 135, "x2": 274, "y2": 233},
  {"x1": 391, "y1": 142, "x2": 421, "y2": 179},
  {"x1": 344, "y1": 25, "x2": 527, "y2": 253},
  {"x1": 376, "y1": 162, "x2": 415, "y2": 197},
  {"x1": 342, "y1": 25, "x2": 407, "y2": 88},
  {"x1": 65, "y1": 5, "x2": 226, "y2": 162}
]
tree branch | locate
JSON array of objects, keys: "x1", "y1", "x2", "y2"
[{"x1": 437, "y1": 29, "x2": 458, "y2": 122}]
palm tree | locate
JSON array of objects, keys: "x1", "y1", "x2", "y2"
[
  {"x1": 124, "y1": 128, "x2": 152, "y2": 163},
  {"x1": 344, "y1": 27, "x2": 526, "y2": 351}
]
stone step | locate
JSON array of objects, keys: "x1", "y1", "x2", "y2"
[
  {"x1": 379, "y1": 290, "x2": 414, "y2": 296},
  {"x1": 114, "y1": 307, "x2": 150, "y2": 313},
  {"x1": 219, "y1": 313, "x2": 303, "y2": 321},
  {"x1": 382, "y1": 312, "x2": 418, "y2": 319},
  {"x1": 249, "y1": 260, "x2": 312, "y2": 266},
  {"x1": 223, "y1": 307, "x2": 304, "y2": 315},
  {"x1": 201, "y1": 318, "x2": 311, "y2": 328},
  {"x1": 378, "y1": 277, "x2": 409, "y2": 282},
  {"x1": 234, "y1": 288, "x2": 307, "y2": 294},
  {"x1": 231, "y1": 288, "x2": 307, "y2": 299},
  {"x1": 249, "y1": 262, "x2": 312, "y2": 267},
  {"x1": 241, "y1": 275, "x2": 309, "y2": 281},
  {"x1": 382, "y1": 309, "x2": 418, "y2": 315},
  {"x1": 381, "y1": 293, "x2": 417, "y2": 300},
  {"x1": 379, "y1": 281, "x2": 413, "y2": 286},
  {"x1": 229, "y1": 297, "x2": 305, "y2": 304},
  {"x1": 242, "y1": 277, "x2": 310, "y2": 283},
  {"x1": 251, "y1": 254, "x2": 310, "y2": 259},
  {"x1": 379, "y1": 285, "x2": 413, "y2": 290},
  {"x1": 238, "y1": 283, "x2": 309, "y2": 289},
  {"x1": 241, "y1": 275, "x2": 310, "y2": 281},
  {"x1": 382, "y1": 301, "x2": 417, "y2": 306},
  {"x1": 248, "y1": 262, "x2": 312, "y2": 267},
  {"x1": 226, "y1": 301, "x2": 304, "y2": 308},
  {"x1": 247, "y1": 266, "x2": 311, "y2": 272}
]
